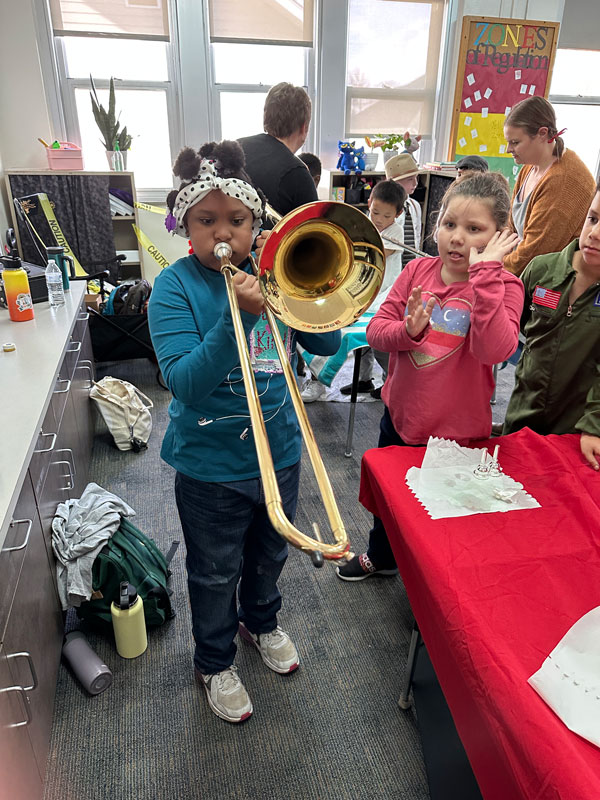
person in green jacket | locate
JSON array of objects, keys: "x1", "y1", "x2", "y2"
[{"x1": 504, "y1": 177, "x2": 600, "y2": 470}]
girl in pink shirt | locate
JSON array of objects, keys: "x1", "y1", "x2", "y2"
[{"x1": 338, "y1": 172, "x2": 524, "y2": 581}]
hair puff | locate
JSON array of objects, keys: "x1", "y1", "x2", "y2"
[{"x1": 172, "y1": 146, "x2": 201, "y2": 180}]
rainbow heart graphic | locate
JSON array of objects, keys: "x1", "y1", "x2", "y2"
[{"x1": 408, "y1": 293, "x2": 472, "y2": 368}]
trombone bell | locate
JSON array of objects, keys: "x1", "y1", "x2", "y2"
[{"x1": 259, "y1": 202, "x2": 385, "y2": 332}]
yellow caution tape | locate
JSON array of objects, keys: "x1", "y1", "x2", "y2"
[
  {"x1": 38, "y1": 193, "x2": 86, "y2": 275},
  {"x1": 134, "y1": 201, "x2": 165, "y2": 215},
  {"x1": 132, "y1": 224, "x2": 170, "y2": 270}
]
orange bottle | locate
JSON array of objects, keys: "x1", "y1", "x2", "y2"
[{"x1": 2, "y1": 257, "x2": 35, "y2": 322}]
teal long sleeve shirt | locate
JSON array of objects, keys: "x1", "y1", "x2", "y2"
[{"x1": 148, "y1": 254, "x2": 341, "y2": 482}]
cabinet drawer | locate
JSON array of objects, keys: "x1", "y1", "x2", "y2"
[
  {"x1": 28, "y1": 402, "x2": 58, "y2": 501},
  {"x1": 0, "y1": 474, "x2": 37, "y2": 645}
]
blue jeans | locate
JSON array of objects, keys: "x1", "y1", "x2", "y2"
[
  {"x1": 367, "y1": 407, "x2": 411, "y2": 569},
  {"x1": 174, "y1": 461, "x2": 300, "y2": 674}
]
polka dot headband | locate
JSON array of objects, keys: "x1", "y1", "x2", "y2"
[{"x1": 166, "y1": 159, "x2": 264, "y2": 238}]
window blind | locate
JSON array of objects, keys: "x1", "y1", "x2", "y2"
[
  {"x1": 49, "y1": 0, "x2": 170, "y2": 40},
  {"x1": 208, "y1": 0, "x2": 313, "y2": 46},
  {"x1": 346, "y1": 0, "x2": 444, "y2": 137}
]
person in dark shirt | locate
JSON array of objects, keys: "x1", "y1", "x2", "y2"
[
  {"x1": 239, "y1": 82, "x2": 318, "y2": 217},
  {"x1": 298, "y1": 152, "x2": 322, "y2": 188}
]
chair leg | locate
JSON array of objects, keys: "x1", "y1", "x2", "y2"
[
  {"x1": 344, "y1": 347, "x2": 366, "y2": 458},
  {"x1": 490, "y1": 363, "x2": 498, "y2": 405},
  {"x1": 398, "y1": 621, "x2": 421, "y2": 710}
]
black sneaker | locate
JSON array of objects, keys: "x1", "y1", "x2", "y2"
[
  {"x1": 370, "y1": 386, "x2": 382, "y2": 400},
  {"x1": 336, "y1": 553, "x2": 398, "y2": 581},
  {"x1": 340, "y1": 380, "x2": 375, "y2": 396}
]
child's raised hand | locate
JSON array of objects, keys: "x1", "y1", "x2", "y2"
[
  {"x1": 469, "y1": 229, "x2": 520, "y2": 267},
  {"x1": 233, "y1": 271, "x2": 264, "y2": 316},
  {"x1": 580, "y1": 434, "x2": 600, "y2": 471},
  {"x1": 405, "y1": 286, "x2": 436, "y2": 339}
]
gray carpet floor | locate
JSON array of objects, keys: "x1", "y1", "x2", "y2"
[{"x1": 42, "y1": 355, "x2": 515, "y2": 800}]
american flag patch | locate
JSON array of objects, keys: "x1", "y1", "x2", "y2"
[{"x1": 533, "y1": 285, "x2": 561, "y2": 309}]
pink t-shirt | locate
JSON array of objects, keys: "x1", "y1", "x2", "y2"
[{"x1": 367, "y1": 256, "x2": 524, "y2": 444}]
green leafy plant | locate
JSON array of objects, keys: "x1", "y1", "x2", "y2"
[{"x1": 90, "y1": 75, "x2": 133, "y2": 152}]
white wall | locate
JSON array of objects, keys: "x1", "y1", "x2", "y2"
[{"x1": 0, "y1": 0, "x2": 53, "y2": 232}]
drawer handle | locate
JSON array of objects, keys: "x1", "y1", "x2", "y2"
[
  {"x1": 76, "y1": 362, "x2": 94, "y2": 389},
  {"x1": 7, "y1": 652, "x2": 38, "y2": 692},
  {"x1": 3, "y1": 518, "x2": 32, "y2": 552},
  {"x1": 54, "y1": 377, "x2": 72, "y2": 394},
  {"x1": 56, "y1": 447, "x2": 76, "y2": 476},
  {"x1": 0, "y1": 686, "x2": 31, "y2": 727},
  {"x1": 34, "y1": 430, "x2": 57, "y2": 454},
  {"x1": 53, "y1": 459, "x2": 74, "y2": 491},
  {"x1": 78, "y1": 311, "x2": 90, "y2": 321},
  {"x1": 67, "y1": 340, "x2": 82, "y2": 354}
]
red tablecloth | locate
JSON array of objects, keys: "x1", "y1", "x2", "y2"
[{"x1": 359, "y1": 427, "x2": 600, "y2": 800}]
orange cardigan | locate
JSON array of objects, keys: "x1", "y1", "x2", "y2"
[{"x1": 505, "y1": 149, "x2": 595, "y2": 276}]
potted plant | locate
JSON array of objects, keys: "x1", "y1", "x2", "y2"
[
  {"x1": 366, "y1": 132, "x2": 421, "y2": 164},
  {"x1": 90, "y1": 75, "x2": 133, "y2": 169}
]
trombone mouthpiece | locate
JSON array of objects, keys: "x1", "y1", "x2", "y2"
[{"x1": 214, "y1": 242, "x2": 232, "y2": 260}]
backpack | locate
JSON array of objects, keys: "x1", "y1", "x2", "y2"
[
  {"x1": 76, "y1": 518, "x2": 177, "y2": 632},
  {"x1": 104, "y1": 279, "x2": 152, "y2": 316}
]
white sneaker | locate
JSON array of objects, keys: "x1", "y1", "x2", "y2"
[
  {"x1": 197, "y1": 665, "x2": 253, "y2": 723},
  {"x1": 301, "y1": 380, "x2": 326, "y2": 403},
  {"x1": 239, "y1": 623, "x2": 300, "y2": 674}
]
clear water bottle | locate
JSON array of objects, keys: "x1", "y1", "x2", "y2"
[{"x1": 45, "y1": 259, "x2": 65, "y2": 307}]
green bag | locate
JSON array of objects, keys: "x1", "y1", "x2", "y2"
[{"x1": 76, "y1": 517, "x2": 176, "y2": 632}]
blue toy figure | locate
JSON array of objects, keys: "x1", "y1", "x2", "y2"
[
  {"x1": 337, "y1": 140, "x2": 359, "y2": 175},
  {"x1": 354, "y1": 146, "x2": 365, "y2": 173}
]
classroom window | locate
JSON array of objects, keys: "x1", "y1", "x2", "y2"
[
  {"x1": 549, "y1": 49, "x2": 600, "y2": 177},
  {"x1": 346, "y1": 0, "x2": 445, "y2": 137},
  {"x1": 56, "y1": 35, "x2": 176, "y2": 191},
  {"x1": 210, "y1": 42, "x2": 311, "y2": 142}
]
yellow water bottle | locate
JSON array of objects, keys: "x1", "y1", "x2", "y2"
[
  {"x1": 111, "y1": 582, "x2": 147, "y2": 658},
  {"x1": 2, "y1": 256, "x2": 34, "y2": 321}
]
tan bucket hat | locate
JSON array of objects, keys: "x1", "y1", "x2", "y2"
[{"x1": 385, "y1": 153, "x2": 419, "y2": 181}]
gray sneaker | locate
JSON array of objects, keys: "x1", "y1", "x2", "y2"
[
  {"x1": 197, "y1": 665, "x2": 253, "y2": 723},
  {"x1": 239, "y1": 623, "x2": 299, "y2": 674}
]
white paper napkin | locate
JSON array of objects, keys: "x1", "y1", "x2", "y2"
[
  {"x1": 528, "y1": 606, "x2": 600, "y2": 749},
  {"x1": 405, "y1": 437, "x2": 540, "y2": 519}
]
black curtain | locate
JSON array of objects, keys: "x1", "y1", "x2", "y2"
[{"x1": 7, "y1": 173, "x2": 117, "y2": 271}]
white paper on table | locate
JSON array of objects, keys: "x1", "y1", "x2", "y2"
[
  {"x1": 484, "y1": 87, "x2": 492, "y2": 99},
  {"x1": 464, "y1": 97, "x2": 472, "y2": 108},
  {"x1": 405, "y1": 437, "x2": 541, "y2": 520},
  {"x1": 464, "y1": 116, "x2": 472, "y2": 126},
  {"x1": 467, "y1": 72, "x2": 475, "y2": 85},
  {"x1": 459, "y1": 137, "x2": 467, "y2": 147},
  {"x1": 481, "y1": 107, "x2": 489, "y2": 118},
  {"x1": 529, "y1": 606, "x2": 600, "y2": 749}
]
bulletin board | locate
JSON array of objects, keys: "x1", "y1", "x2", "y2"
[{"x1": 448, "y1": 17, "x2": 560, "y2": 186}]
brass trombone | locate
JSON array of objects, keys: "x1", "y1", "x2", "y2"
[{"x1": 214, "y1": 201, "x2": 385, "y2": 567}]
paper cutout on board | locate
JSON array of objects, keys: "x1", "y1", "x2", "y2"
[
  {"x1": 474, "y1": 90, "x2": 481, "y2": 101},
  {"x1": 467, "y1": 73, "x2": 475, "y2": 85},
  {"x1": 484, "y1": 88, "x2": 492, "y2": 99},
  {"x1": 482, "y1": 108, "x2": 488, "y2": 118},
  {"x1": 464, "y1": 116, "x2": 472, "y2": 126},
  {"x1": 471, "y1": 128, "x2": 478, "y2": 138},
  {"x1": 515, "y1": 69, "x2": 521, "y2": 79},
  {"x1": 529, "y1": 84, "x2": 536, "y2": 94},
  {"x1": 459, "y1": 137, "x2": 467, "y2": 147},
  {"x1": 505, "y1": 106, "x2": 512, "y2": 115},
  {"x1": 499, "y1": 144, "x2": 506, "y2": 154},
  {"x1": 479, "y1": 145, "x2": 487, "y2": 152},
  {"x1": 520, "y1": 84, "x2": 527, "y2": 93},
  {"x1": 465, "y1": 97, "x2": 472, "y2": 108}
]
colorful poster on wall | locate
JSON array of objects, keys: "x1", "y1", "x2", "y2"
[{"x1": 448, "y1": 17, "x2": 559, "y2": 186}]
